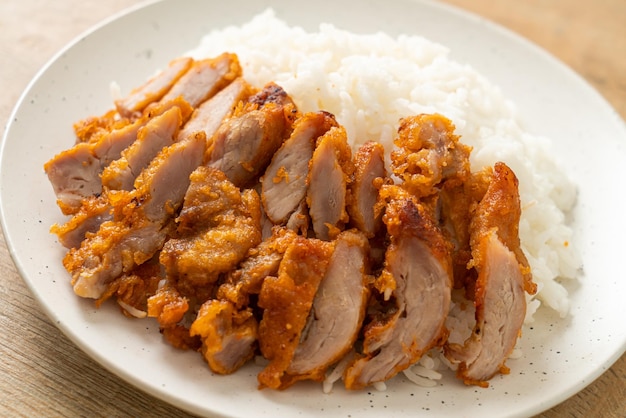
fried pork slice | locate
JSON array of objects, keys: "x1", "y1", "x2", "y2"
[
  {"x1": 307, "y1": 126, "x2": 354, "y2": 240},
  {"x1": 45, "y1": 121, "x2": 142, "y2": 214},
  {"x1": 63, "y1": 206, "x2": 168, "y2": 299},
  {"x1": 115, "y1": 56, "x2": 193, "y2": 118},
  {"x1": 261, "y1": 111, "x2": 337, "y2": 224},
  {"x1": 156, "y1": 53, "x2": 241, "y2": 108},
  {"x1": 159, "y1": 166, "x2": 262, "y2": 298},
  {"x1": 445, "y1": 231, "x2": 526, "y2": 387},
  {"x1": 63, "y1": 132, "x2": 206, "y2": 299},
  {"x1": 391, "y1": 113, "x2": 471, "y2": 198},
  {"x1": 343, "y1": 194, "x2": 453, "y2": 390},
  {"x1": 206, "y1": 84, "x2": 297, "y2": 188},
  {"x1": 217, "y1": 226, "x2": 299, "y2": 308},
  {"x1": 50, "y1": 196, "x2": 113, "y2": 248},
  {"x1": 101, "y1": 104, "x2": 192, "y2": 191},
  {"x1": 45, "y1": 98, "x2": 189, "y2": 214},
  {"x1": 347, "y1": 141, "x2": 387, "y2": 238},
  {"x1": 284, "y1": 230, "x2": 371, "y2": 387},
  {"x1": 177, "y1": 77, "x2": 254, "y2": 142},
  {"x1": 257, "y1": 237, "x2": 334, "y2": 389},
  {"x1": 444, "y1": 162, "x2": 536, "y2": 387},
  {"x1": 190, "y1": 300, "x2": 258, "y2": 375}
]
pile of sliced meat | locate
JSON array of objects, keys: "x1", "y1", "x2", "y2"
[{"x1": 44, "y1": 53, "x2": 536, "y2": 390}]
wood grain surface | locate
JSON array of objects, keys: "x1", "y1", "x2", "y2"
[{"x1": 0, "y1": 1, "x2": 624, "y2": 417}]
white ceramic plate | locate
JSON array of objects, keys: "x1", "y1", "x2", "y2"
[{"x1": 1, "y1": 0, "x2": 625, "y2": 417}]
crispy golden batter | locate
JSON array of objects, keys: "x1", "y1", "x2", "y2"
[
  {"x1": 190, "y1": 300, "x2": 258, "y2": 374},
  {"x1": 391, "y1": 113, "x2": 471, "y2": 198},
  {"x1": 257, "y1": 237, "x2": 334, "y2": 389},
  {"x1": 217, "y1": 226, "x2": 299, "y2": 308},
  {"x1": 147, "y1": 284, "x2": 189, "y2": 328},
  {"x1": 159, "y1": 166, "x2": 262, "y2": 298}
]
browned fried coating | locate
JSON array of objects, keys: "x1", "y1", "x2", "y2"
[
  {"x1": 159, "y1": 166, "x2": 262, "y2": 297},
  {"x1": 391, "y1": 113, "x2": 471, "y2": 198},
  {"x1": 257, "y1": 237, "x2": 334, "y2": 389},
  {"x1": 190, "y1": 300, "x2": 258, "y2": 374},
  {"x1": 468, "y1": 162, "x2": 534, "y2": 294}
]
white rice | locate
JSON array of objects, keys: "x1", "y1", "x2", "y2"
[
  {"x1": 403, "y1": 353, "x2": 443, "y2": 387},
  {"x1": 186, "y1": 10, "x2": 581, "y2": 387}
]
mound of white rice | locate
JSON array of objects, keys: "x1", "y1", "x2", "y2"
[{"x1": 187, "y1": 9, "x2": 581, "y2": 321}]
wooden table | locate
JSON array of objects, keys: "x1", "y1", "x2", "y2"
[{"x1": 1, "y1": 1, "x2": 624, "y2": 416}]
